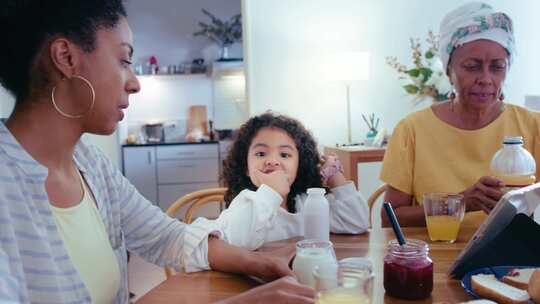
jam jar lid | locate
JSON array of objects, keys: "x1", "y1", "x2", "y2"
[{"x1": 387, "y1": 238, "x2": 429, "y2": 259}]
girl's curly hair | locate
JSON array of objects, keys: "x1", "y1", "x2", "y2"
[{"x1": 223, "y1": 112, "x2": 323, "y2": 213}]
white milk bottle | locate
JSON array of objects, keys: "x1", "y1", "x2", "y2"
[
  {"x1": 303, "y1": 188, "x2": 330, "y2": 241},
  {"x1": 490, "y1": 136, "x2": 536, "y2": 192}
]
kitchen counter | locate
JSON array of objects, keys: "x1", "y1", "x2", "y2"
[
  {"x1": 122, "y1": 140, "x2": 219, "y2": 147},
  {"x1": 121, "y1": 142, "x2": 222, "y2": 215}
]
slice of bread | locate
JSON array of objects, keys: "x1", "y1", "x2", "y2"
[
  {"x1": 529, "y1": 269, "x2": 540, "y2": 303},
  {"x1": 501, "y1": 267, "x2": 539, "y2": 290},
  {"x1": 471, "y1": 274, "x2": 530, "y2": 304}
]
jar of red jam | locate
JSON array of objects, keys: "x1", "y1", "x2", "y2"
[{"x1": 383, "y1": 239, "x2": 433, "y2": 300}]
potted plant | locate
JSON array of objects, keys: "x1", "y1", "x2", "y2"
[
  {"x1": 386, "y1": 31, "x2": 452, "y2": 104},
  {"x1": 193, "y1": 9, "x2": 242, "y2": 60}
]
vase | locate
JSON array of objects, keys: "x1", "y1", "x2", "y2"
[
  {"x1": 219, "y1": 45, "x2": 231, "y2": 60},
  {"x1": 364, "y1": 129, "x2": 378, "y2": 146}
]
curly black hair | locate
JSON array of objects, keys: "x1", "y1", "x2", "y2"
[
  {"x1": 0, "y1": 0, "x2": 127, "y2": 102},
  {"x1": 223, "y1": 112, "x2": 323, "y2": 213}
]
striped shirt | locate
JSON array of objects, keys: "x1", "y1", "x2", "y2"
[{"x1": 0, "y1": 122, "x2": 221, "y2": 303}]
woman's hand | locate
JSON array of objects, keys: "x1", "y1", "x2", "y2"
[
  {"x1": 254, "y1": 169, "x2": 290, "y2": 199},
  {"x1": 461, "y1": 176, "x2": 504, "y2": 213},
  {"x1": 219, "y1": 276, "x2": 316, "y2": 304},
  {"x1": 250, "y1": 243, "x2": 296, "y2": 282},
  {"x1": 320, "y1": 153, "x2": 346, "y2": 188},
  {"x1": 208, "y1": 238, "x2": 298, "y2": 284}
]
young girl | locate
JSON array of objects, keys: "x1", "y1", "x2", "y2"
[{"x1": 214, "y1": 112, "x2": 369, "y2": 250}]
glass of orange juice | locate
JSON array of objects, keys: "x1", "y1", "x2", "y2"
[
  {"x1": 313, "y1": 258, "x2": 373, "y2": 304},
  {"x1": 423, "y1": 193, "x2": 465, "y2": 243}
]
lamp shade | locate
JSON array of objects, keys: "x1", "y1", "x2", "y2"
[{"x1": 323, "y1": 51, "x2": 370, "y2": 82}]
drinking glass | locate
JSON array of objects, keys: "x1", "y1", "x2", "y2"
[
  {"x1": 292, "y1": 239, "x2": 337, "y2": 288},
  {"x1": 313, "y1": 257, "x2": 374, "y2": 304},
  {"x1": 423, "y1": 193, "x2": 465, "y2": 243}
]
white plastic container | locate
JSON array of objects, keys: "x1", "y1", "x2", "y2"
[
  {"x1": 490, "y1": 136, "x2": 536, "y2": 192},
  {"x1": 303, "y1": 188, "x2": 330, "y2": 241}
]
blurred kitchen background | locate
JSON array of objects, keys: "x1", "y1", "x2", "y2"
[
  {"x1": 2, "y1": 0, "x2": 540, "y2": 299},
  {"x1": 1, "y1": 0, "x2": 540, "y2": 214}
]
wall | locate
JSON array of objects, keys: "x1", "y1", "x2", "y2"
[
  {"x1": 126, "y1": 0, "x2": 242, "y2": 67},
  {"x1": 243, "y1": 0, "x2": 540, "y2": 196},
  {"x1": 244, "y1": 0, "x2": 540, "y2": 145}
]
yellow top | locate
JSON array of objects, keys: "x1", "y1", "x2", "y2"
[
  {"x1": 51, "y1": 171, "x2": 121, "y2": 303},
  {"x1": 380, "y1": 104, "x2": 540, "y2": 226}
]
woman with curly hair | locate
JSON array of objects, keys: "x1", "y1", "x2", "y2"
[{"x1": 212, "y1": 112, "x2": 369, "y2": 250}]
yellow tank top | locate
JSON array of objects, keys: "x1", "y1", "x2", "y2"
[{"x1": 51, "y1": 170, "x2": 121, "y2": 303}]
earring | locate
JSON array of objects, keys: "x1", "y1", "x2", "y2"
[
  {"x1": 498, "y1": 92, "x2": 506, "y2": 113},
  {"x1": 51, "y1": 75, "x2": 95, "y2": 119},
  {"x1": 448, "y1": 90, "x2": 456, "y2": 112}
]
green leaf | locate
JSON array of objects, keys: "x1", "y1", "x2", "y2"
[
  {"x1": 403, "y1": 84, "x2": 419, "y2": 94},
  {"x1": 407, "y1": 69, "x2": 420, "y2": 77},
  {"x1": 425, "y1": 50, "x2": 434, "y2": 59},
  {"x1": 436, "y1": 93, "x2": 449, "y2": 101},
  {"x1": 419, "y1": 68, "x2": 433, "y2": 81}
]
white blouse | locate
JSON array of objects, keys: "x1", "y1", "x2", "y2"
[{"x1": 206, "y1": 182, "x2": 369, "y2": 250}]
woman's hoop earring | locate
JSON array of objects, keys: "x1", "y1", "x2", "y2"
[
  {"x1": 499, "y1": 92, "x2": 505, "y2": 101},
  {"x1": 51, "y1": 75, "x2": 95, "y2": 119}
]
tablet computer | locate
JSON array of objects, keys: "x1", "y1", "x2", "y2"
[{"x1": 448, "y1": 182, "x2": 540, "y2": 278}]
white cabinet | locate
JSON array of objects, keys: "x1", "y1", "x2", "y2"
[
  {"x1": 122, "y1": 146, "x2": 157, "y2": 204},
  {"x1": 157, "y1": 145, "x2": 218, "y2": 160},
  {"x1": 158, "y1": 182, "x2": 220, "y2": 219},
  {"x1": 157, "y1": 159, "x2": 219, "y2": 184},
  {"x1": 122, "y1": 143, "x2": 221, "y2": 219}
]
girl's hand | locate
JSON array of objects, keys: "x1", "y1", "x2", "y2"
[
  {"x1": 320, "y1": 153, "x2": 347, "y2": 188},
  {"x1": 254, "y1": 169, "x2": 290, "y2": 199},
  {"x1": 461, "y1": 176, "x2": 504, "y2": 213}
]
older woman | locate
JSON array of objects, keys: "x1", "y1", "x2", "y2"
[
  {"x1": 0, "y1": 1, "x2": 315, "y2": 303},
  {"x1": 380, "y1": 2, "x2": 540, "y2": 227}
]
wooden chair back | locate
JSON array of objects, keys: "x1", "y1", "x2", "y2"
[
  {"x1": 164, "y1": 187, "x2": 227, "y2": 278},
  {"x1": 367, "y1": 184, "x2": 387, "y2": 228}
]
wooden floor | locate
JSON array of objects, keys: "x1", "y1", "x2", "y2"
[{"x1": 128, "y1": 254, "x2": 166, "y2": 302}]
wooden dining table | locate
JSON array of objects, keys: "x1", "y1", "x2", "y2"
[{"x1": 136, "y1": 227, "x2": 476, "y2": 303}]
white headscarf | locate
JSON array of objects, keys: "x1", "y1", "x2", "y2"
[{"x1": 439, "y1": 2, "x2": 514, "y2": 72}]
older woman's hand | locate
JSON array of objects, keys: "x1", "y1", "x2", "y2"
[{"x1": 461, "y1": 176, "x2": 504, "y2": 213}]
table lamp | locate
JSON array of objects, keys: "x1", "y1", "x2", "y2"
[{"x1": 324, "y1": 51, "x2": 370, "y2": 146}]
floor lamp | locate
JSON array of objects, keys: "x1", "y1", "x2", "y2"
[{"x1": 325, "y1": 52, "x2": 370, "y2": 146}]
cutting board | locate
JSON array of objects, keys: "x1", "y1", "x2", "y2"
[{"x1": 186, "y1": 105, "x2": 208, "y2": 137}]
